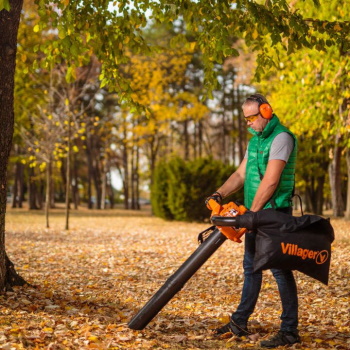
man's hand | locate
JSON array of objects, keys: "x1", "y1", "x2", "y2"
[{"x1": 205, "y1": 191, "x2": 222, "y2": 210}]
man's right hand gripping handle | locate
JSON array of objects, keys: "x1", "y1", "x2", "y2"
[
  {"x1": 205, "y1": 191, "x2": 222, "y2": 210},
  {"x1": 206, "y1": 198, "x2": 248, "y2": 243}
]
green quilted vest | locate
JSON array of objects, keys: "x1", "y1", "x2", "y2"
[{"x1": 244, "y1": 115, "x2": 297, "y2": 210}]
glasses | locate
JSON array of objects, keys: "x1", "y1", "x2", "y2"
[{"x1": 244, "y1": 112, "x2": 260, "y2": 123}]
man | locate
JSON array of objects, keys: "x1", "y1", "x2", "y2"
[{"x1": 206, "y1": 94, "x2": 300, "y2": 348}]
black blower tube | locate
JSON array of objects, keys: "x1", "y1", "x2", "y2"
[{"x1": 128, "y1": 228, "x2": 227, "y2": 330}]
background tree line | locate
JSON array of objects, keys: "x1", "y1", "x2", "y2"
[{"x1": 7, "y1": 0, "x2": 349, "y2": 222}]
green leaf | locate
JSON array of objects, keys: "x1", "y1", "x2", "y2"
[
  {"x1": 69, "y1": 43, "x2": 79, "y2": 56},
  {"x1": 0, "y1": 0, "x2": 11, "y2": 11},
  {"x1": 58, "y1": 28, "x2": 66, "y2": 39}
]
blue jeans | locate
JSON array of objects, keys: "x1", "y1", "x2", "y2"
[{"x1": 231, "y1": 210, "x2": 298, "y2": 332}]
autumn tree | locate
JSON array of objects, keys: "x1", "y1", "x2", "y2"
[{"x1": 0, "y1": 0, "x2": 26, "y2": 289}]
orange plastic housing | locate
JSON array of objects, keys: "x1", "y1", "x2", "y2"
[{"x1": 208, "y1": 199, "x2": 248, "y2": 243}]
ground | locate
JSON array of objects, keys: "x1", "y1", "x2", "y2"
[{"x1": 1, "y1": 205, "x2": 349, "y2": 349}]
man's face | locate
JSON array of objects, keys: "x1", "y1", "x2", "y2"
[{"x1": 243, "y1": 103, "x2": 269, "y2": 132}]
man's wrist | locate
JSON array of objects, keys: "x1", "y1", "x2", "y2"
[{"x1": 214, "y1": 191, "x2": 223, "y2": 200}]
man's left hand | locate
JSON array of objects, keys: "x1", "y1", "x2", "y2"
[{"x1": 205, "y1": 191, "x2": 222, "y2": 210}]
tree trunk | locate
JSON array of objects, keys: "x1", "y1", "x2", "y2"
[
  {"x1": 38, "y1": 179, "x2": 45, "y2": 209},
  {"x1": 45, "y1": 160, "x2": 52, "y2": 228},
  {"x1": 88, "y1": 166, "x2": 92, "y2": 209},
  {"x1": 11, "y1": 160, "x2": 19, "y2": 208},
  {"x1": 131, "y1": 145, "x2": 140, "y2": 210},
  {"x1": 148, "y1": 134, "x2": 159, "y2": 189},
  {"x1": 65, "y1": 117, "x2": 71, "y2": 230},
  {"x1": 329, "y1": 134, "x2": 345, "y2": 217},
  {"x1": 92, "y1": 165, "x2": 102, "y2": 209},
  {"x1": 101, "y1": 159, "x2": 107, "y2": 210},
  {"x1": 28, "y1": 165, "x2": 38, "y2": 209},
  {"x1": 345, "y1": 147, "x2": 350, "y2": 220},
  {"x1": 71, "y1": 152, "x2": 79, "y2": 209},
  {"x1": 17, "y1": 161, "x2": 24, "y2": 207},
  {"x1": 131, "y1": 144, "x2": 136, "y2": 209},
  {"x1": 107, "y1": 171, "x2": 114, "y2": 209},
  {"x1": 50, "y1": 165, "x2": 55, "y2": 209},
  {"x1": 305, "y1": 174, "x2": 325, "y2": 215},
  {"x1": 183, "y1": 119, "x2": 189, "y2": 161},
  {"x1": 0, "y1": 0, "x2": 26, "y2": 290},
  {"x1": 122, "y1": 124, "x2": 129, "y2": 209},
  {"x1": 87, "y1": 136, "x2": 102, "y2": 209},
  {"x1": 85, "y1": 138, "x2": 94, "y2": 209},
  {"x1": 198, "y1": 120, "x2": 203, "y2": 158}
]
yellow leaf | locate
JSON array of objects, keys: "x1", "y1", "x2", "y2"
[
  {"x1": 334, "y1": 23, "x2": 341, "y2": 31},
  {"x1": 43, "y1": 327, "x2": 53, "y2": 333},
  {"x1": 88, "y1": 335, "x2": 99, "y2": 342},
  {"x1": 252, "y1": 29, "x2": 259, "y2": 39},
  {"x1": 33, "y1": 24, "x2": 40, "y2": 32}
]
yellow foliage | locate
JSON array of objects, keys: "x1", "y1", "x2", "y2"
[{"x1": 120, "y1": 49, "x2": 209, "y2": 148}]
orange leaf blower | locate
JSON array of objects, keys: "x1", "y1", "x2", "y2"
[
  {"x1": 208, "y1": 199, "x2": 248, "y2": 243},
  {"x1": 128, "y1": 199, "x2": 248, "y2": 330}
]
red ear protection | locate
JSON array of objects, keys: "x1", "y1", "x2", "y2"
[{"x1": 248, "y1": 95, "x2": 273, "y2": 120}]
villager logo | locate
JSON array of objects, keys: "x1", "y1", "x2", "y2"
[
  {"x1": 281, "y1": 243, "x2": 329, "y2": 265},
  {"x1": 315, "y1": 250, "x2": 329, "y2": 265}
]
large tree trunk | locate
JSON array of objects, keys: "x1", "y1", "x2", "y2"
[{"x1": 0, "y1": 0, "x2": 26, "y2": 290}]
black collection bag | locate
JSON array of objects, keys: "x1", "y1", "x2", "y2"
[{"x1": 238, "y1": 209, "x2": 335, "y2": 285}]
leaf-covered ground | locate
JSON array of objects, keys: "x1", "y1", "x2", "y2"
[{"x1": 2, "y1": 206, "x2": 350, "y2": 349}]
